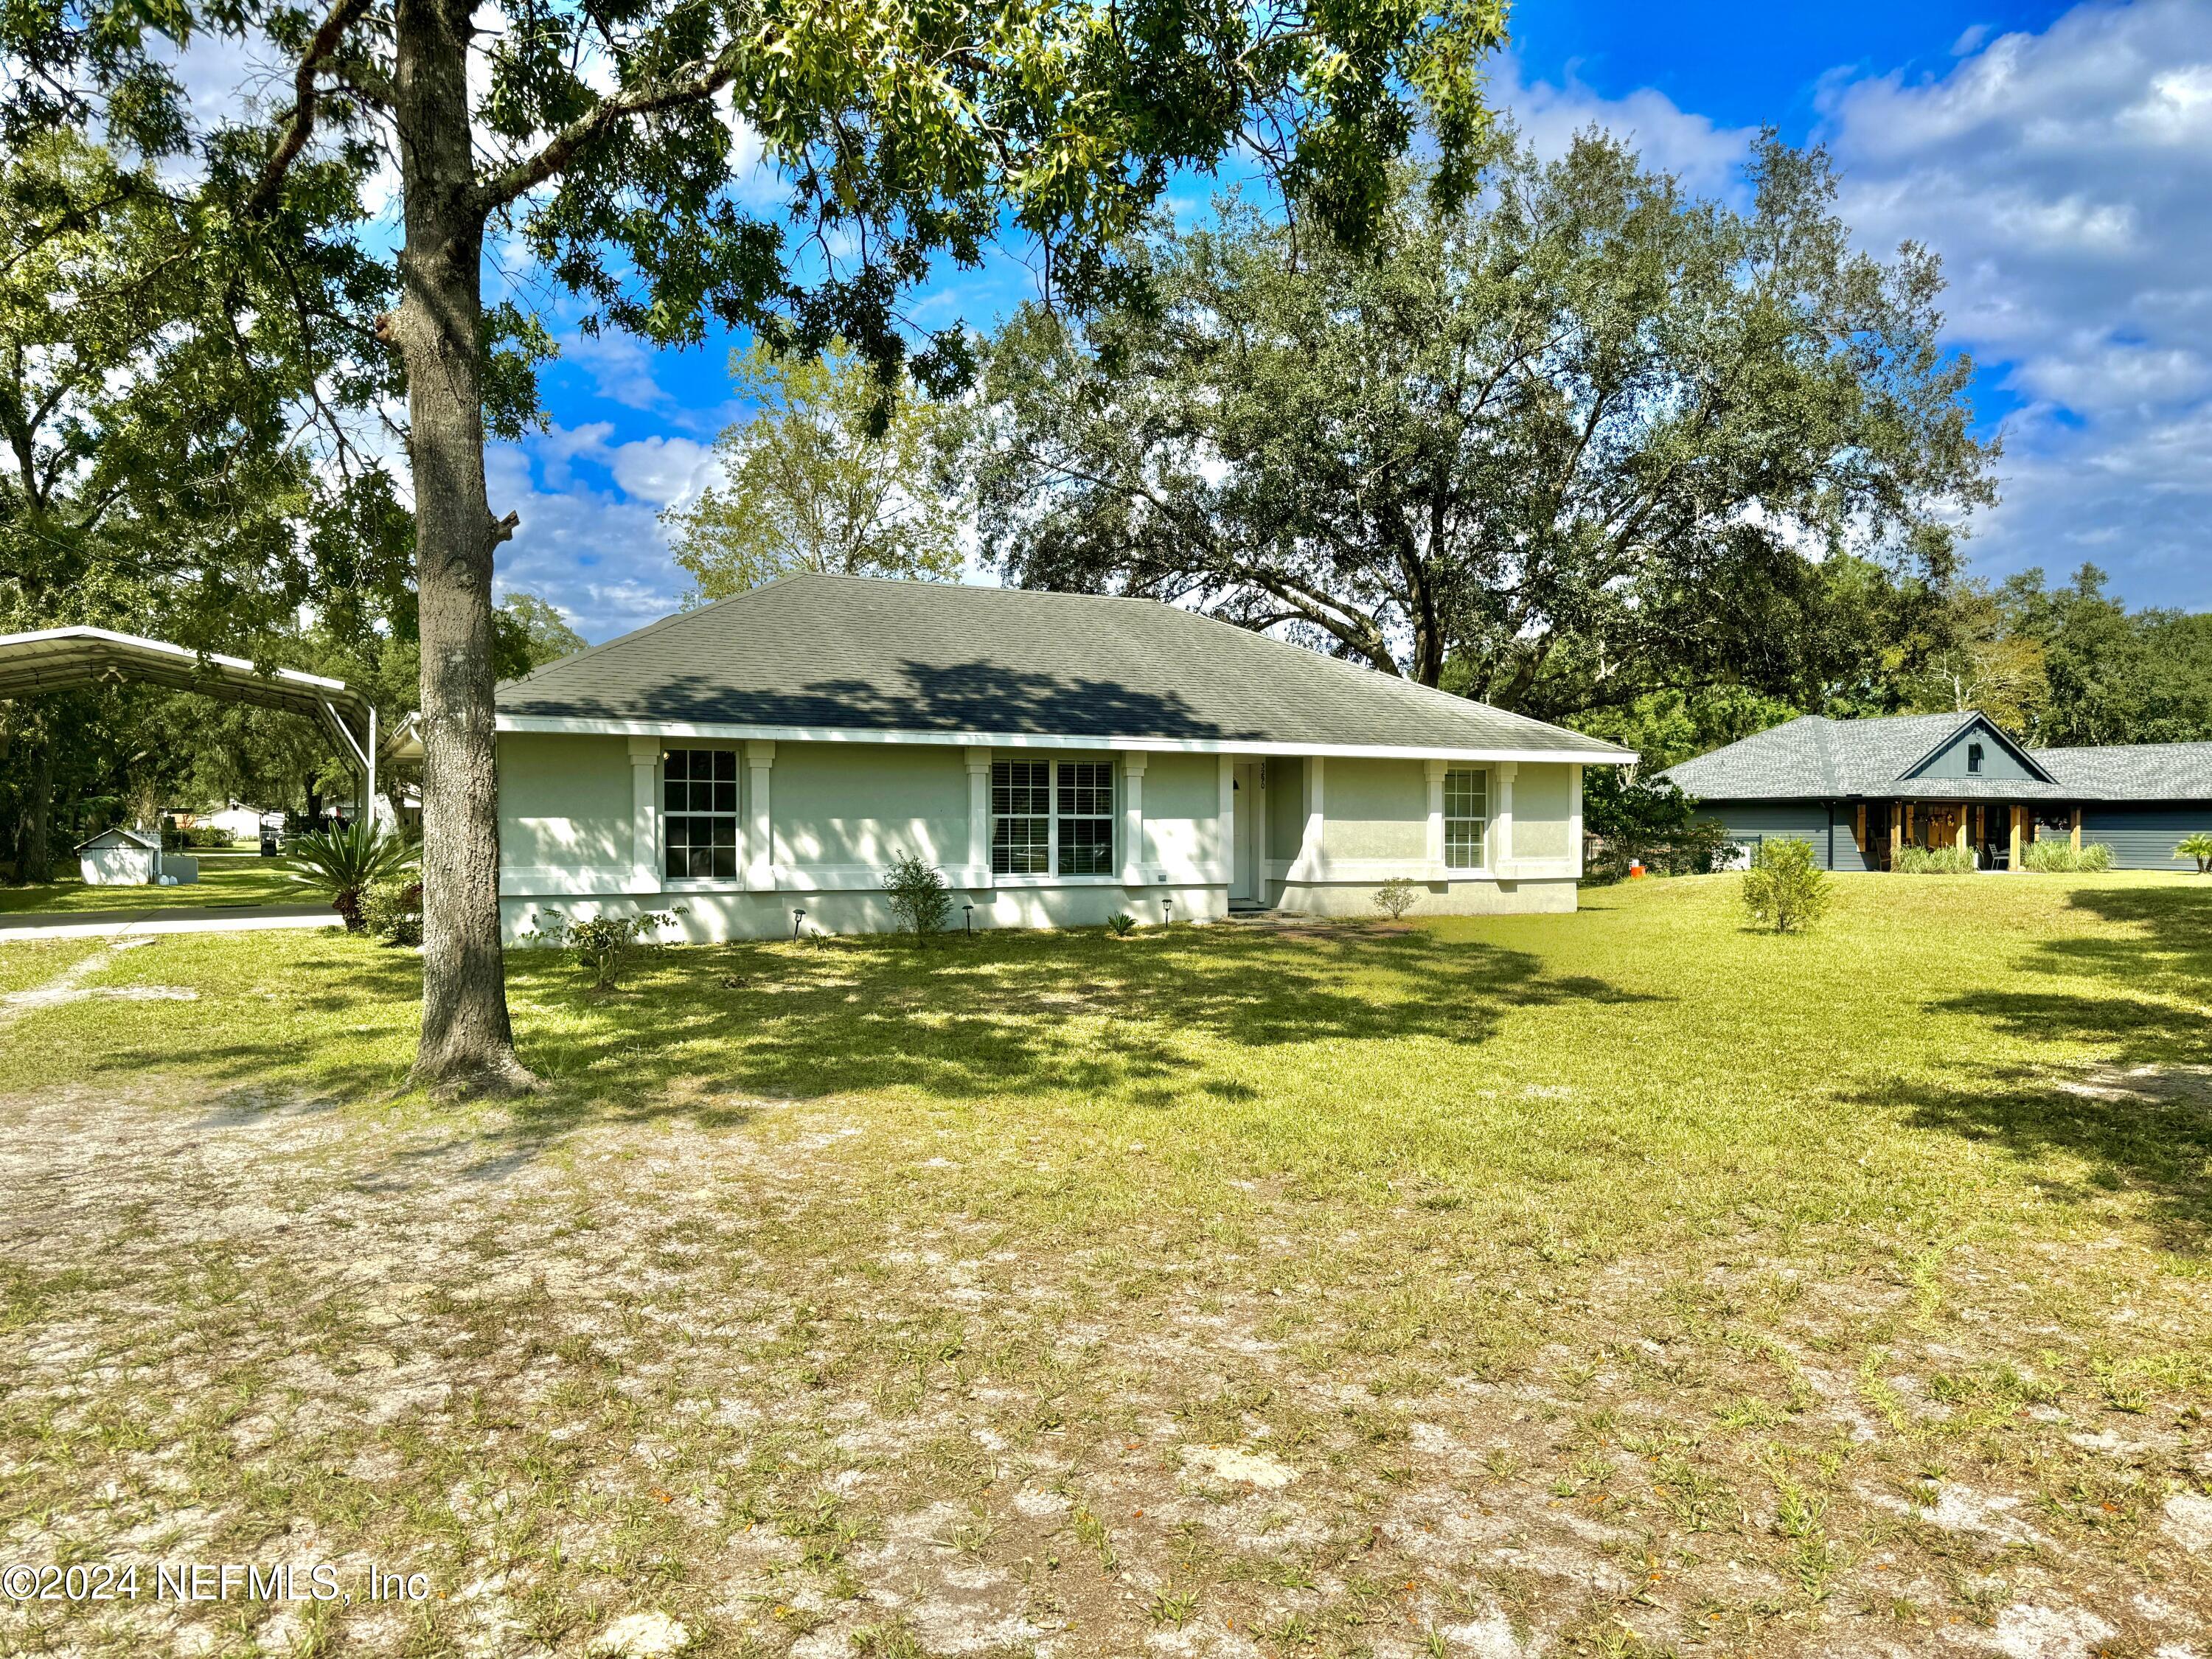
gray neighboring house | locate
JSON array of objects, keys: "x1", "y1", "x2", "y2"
[
  {"x1": 1660, "y1": 710, "x2": 2212, "y2": 871},
  {"x1": 475, "y1": 574, "x2": 1637, "y2": 939}
]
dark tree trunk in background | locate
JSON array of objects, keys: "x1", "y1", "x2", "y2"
[
  {"x1": 19, "y1": 740, "x2": 51, "y2": 884},
  {"x1": 392, "y1": 0, "x2": 532, "y2": 1093}
]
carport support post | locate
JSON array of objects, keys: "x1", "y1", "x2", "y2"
[{"x1": 1119, "y1": 753, "x2": 1147, "y2": 885}]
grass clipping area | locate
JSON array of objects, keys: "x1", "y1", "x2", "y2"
[{"x1": 1, "y1": 873, "x2": 2208, "y2": 1657}]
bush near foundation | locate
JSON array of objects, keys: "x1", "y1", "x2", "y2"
[
  {"x1": 1893, "y1": 845, "x2": 1977, "y2": 874},
  {"x1": 2022, "y1": 840, "x2": 2113, "y2": 873}
]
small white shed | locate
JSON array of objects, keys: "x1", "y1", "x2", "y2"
[{"x1": 76, "y1": 827, "x2": 197, "y2": 886}]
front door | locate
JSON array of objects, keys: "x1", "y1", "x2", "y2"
[{"x1": 1230, "y1": 763, "x2": 1257, "y2": 903}]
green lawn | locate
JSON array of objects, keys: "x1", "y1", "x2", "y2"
[
  {"x1": 1, "y1": 874, "x2": 2207, "y2": 1656},
  {"x1": 0, "y1": 851, "x2": 304, "y2": 914}
]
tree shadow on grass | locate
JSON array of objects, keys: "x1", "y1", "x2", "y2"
[
  {"x1": 133, "y1": 921, "x2": 1659, "y2": 1170},
  {"x1": 1877, "y1": 881, "x2": 2212, "y2": 1253}
]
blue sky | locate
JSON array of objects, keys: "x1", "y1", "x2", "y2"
[{"x1": 492, "y1": 0, "x2": 2212, "y2": 641}]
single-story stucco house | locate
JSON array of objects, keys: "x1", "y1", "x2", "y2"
[
  {"x1": 484, "y1": 574, "x2": 1635, "y2": 939},
  {"x1": 1661, "y1": 709, "x2": 2212, "y2": 871}
]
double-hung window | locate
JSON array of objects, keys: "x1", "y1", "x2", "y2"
[
  {"x1": 664, "y1": 748, "x2": 737, "y2": 879},
  {"x1": 992, "y1": 759, "x2": 1115, "y2": 876},
  {"x1": 1444, "y1": 767, "x2": 1489, "y2": 870}
]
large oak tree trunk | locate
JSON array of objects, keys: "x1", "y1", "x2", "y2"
[{"x1": 394, "y1": 0, "x2": 532, "y2": 1093}]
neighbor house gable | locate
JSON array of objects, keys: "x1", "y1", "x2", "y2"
[{"x1": 1897, "y1": 714, "x2": 2053, "y2": 786}]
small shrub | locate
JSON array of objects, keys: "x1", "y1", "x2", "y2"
[
  {"x1": 2078, "y1": 841, "x2": 2113, "y2": 872},
  {"x1": 1893, "y1": 844, "x2": 1977, "y2": 875},
  {"x1": 1742, "y1": 837, "x2": 1831, "y2": 934},
  {"x1": 1107, "y1": 912, "x2": 1138, "y2": 936},
  {"x1": 361, "y1": 874, "x2": 423, "y2": 945},
  {"x1": 883, "y1": 851, "x2": 952, "y2": 940},
  {"x1": 1372, "y1": 876, "x2": 1422, "y2": 919},
  {"x1": 2177, "y1": 831, "x2": 2212, "y2": 874},
  {"x1": 524, "y1": 906, "x2": 686, "y2": 990}
]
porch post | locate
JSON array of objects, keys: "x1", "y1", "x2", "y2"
[
  {"x1": 627, "y1": 737, "x2": 660, "y2": 894},
  {"x1": 964, "y1": 746, "x2": 992, "y2": 887},
  {"x1": 2009, "y1": 805, "x2": 2024, "y2": 870},
  {"x1": 1495, "y1": 761, "x2": 1517, "y2": 873},
  {"x1": 1424, "y1": 758, "x2": 1447, "y2": 877},
  {"x1": 2071, "y1": 807, "x2": 2082, "y2": 853},
  {"x1": 745, "y1": 741, "x2": 776, "y2": 891},
  {"x1": 1295, "y1": 755, "x2": 1326, "y2": 879},
  {"x1": 1890, "y1": 801, "x2": 1902, "y2": 870},
  {"x1": 1956, "y1": 808, "x2": 1969, "y2": 855},
  {"x1": 1120, "y1": 753, "x2": 1147, "y2": 884}
]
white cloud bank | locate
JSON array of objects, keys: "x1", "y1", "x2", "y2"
[{"x1": 1501, "y1": 0, "x2": 2212, "y2": 606}]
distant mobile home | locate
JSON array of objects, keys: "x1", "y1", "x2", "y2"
[{"x1": 470, "y1": 574, "x2": 1638, "y2": 940}]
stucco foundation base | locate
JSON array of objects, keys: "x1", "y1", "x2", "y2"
[
  {"x1": 502, "y1": 884, "x2": 1230, "y2": 945},
  {"x1": 1268, "y1": 876, "x2": 1578, "y2": 919}
]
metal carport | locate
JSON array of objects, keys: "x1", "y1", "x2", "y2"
[{"x1": 0, "y1": 625, "x2": 400, "y2": 822}]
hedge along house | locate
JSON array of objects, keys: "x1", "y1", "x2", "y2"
[
  {"x1": 1660, "y1": 710, "x2": 2212, "y2": 872},
  {"x1": 474, "y1": 574, "x2": 1635, "y2": 940}
]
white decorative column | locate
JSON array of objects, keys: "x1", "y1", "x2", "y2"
[
  {"x1": 745, "y1": 741, "x2": 776, "y2": 891},
  {"x1": 1294, "y1": 755, "x2": 1326, "y2": 879},
  {"x1": 1120, "y1": 754, "x2": 1147, "y2": 884},
  {"x1": 964, "y1": 745, "x2": 992, "y2": 888},
  {"x1": 1494, "y1": 760, "x2": 1517, "y2": 874},
  {"x1": 1568, "y1": 764, "x2": 1585, "y2": 877},
  {"x1": 1424, "y1": 757, "x2": 1447, "y2": 877},
  {"x1": 627, "y1": 737, "x2": 660, "y2": 893}
]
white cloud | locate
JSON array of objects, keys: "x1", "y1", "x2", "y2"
[
  {"x1": 488, "y1": 424, "x2": 722, "y2": 640},
  {"x1": 1815, "y1": 0, "x2": 2212, "y2": 599},
  {"x1": 1493, "y1": 53, "x2": 1759, "y2": 201},
  {"x1": 1495, "y1": 3, "x2": 2212, "y2": 606}
]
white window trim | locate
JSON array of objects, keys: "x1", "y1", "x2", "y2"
[
  {"x1": 661, "y1": 745, "x2": 742, "y2": 886},
  {"x1": 992, "y1": 758, "x2": 1116, "y2": 880},
  {"x1": 1443, "y1": 764, "x2": 1491, "y2": 876}
]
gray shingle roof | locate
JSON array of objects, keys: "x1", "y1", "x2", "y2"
[
  {"x1": 496, "y1": 574, "x2": 1631, "y2": 758},
  {"x1": 2034, "y1": 741, "x2": 2212, "y2": 801},
  {"x1": 1661, "y1": 712, "x2": 2212, "y2": 803}
]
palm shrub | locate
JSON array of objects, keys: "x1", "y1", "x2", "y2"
[
  {"x1": 1893, "y1": 844, "x2": 1977, "y2": 874},
  {"x1": 285, "y1": 823, "x2": 418, "y2": 931},
  {"x1": 883, "y1": 852, "x2": 953, "y2": 941},
  {"x1": 2177, "y1": 832, "x2": 2212, "y2": 874},
  {"x1": 1742, "y1": 837, "x2": 1831, "y2": 933}
]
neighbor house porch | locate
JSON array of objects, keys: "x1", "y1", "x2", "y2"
[{"x1": 1851, "y1": 799, "x2": 2084, "y2": 871}]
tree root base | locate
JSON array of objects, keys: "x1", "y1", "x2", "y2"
[{"x1": 410, "y1": 1048, "x2": 541, "y2": 1102}]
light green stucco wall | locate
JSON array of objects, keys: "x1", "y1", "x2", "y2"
[
  {"x1": 1322, "y1": 757, "x2": 1427, "y2": 861},
  {"x1": 1139, "y1": 752, "x2": 1220, "y2": 874},
  {"x1": 501, "y1": 734, "x2": 631, "y2": 869},
  {"x1": 1514, "y1": 763, "x2": 1571, "y2": 861},
  {"x1": 1266, "y1": 757, "x2": 1305, "y2": 861},
  {"x1": 773, "y1": 741, "x2": 967, "y2": 869}
]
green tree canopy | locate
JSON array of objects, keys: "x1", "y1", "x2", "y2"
[
  {"x1": 3, "y1": 0, "x2": 1507, "y2": 1088},
  {"x1": 664, "y1": 346, "x2": 967, "y2": 603},
  {"x1": 962, "y1": 131, "x2": 1997, "y2": 724}
]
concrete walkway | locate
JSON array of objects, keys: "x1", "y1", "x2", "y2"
[{"x1": 0, "y1": 903, "x2": 338, "y2": 942}]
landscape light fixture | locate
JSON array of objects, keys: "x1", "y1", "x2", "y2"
[
  {"x1": 1161, "y1": 897, "x2": 1174, "y2": 926},
  {"x1": 791, "y1": 907, "x2": 806, "y2": 939},
  {"x1": 963, "y1": 902, "x2": 975, "y2": 936}
]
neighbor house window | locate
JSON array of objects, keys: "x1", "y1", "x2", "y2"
[
  {"x1": 1444, "y1": 767, "x2": 1488, "y2": 869},
  {"x1": 992, "y1": 759, "x2": 1114, "y2": 876},
  {"x1": 1967, "y1": 741, "x2": 1984, "y2": 774},
  {"x1": 664, "y1": 748, "x2": 737, "y2": 879}
]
